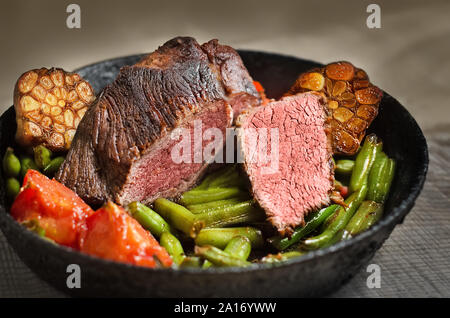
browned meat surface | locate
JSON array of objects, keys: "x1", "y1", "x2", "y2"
[{"x1": 56, "y1": 37, "x2": 260, "y2": 206}]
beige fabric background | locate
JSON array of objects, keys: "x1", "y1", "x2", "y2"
[{"x1": 0, "y1": 0, "x2": 449, "y2": 297}]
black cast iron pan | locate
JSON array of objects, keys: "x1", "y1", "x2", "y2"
[{"x1": 0, "y1": 51, "x2": 428, "y2": 297}]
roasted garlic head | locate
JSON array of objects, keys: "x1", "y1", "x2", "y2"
[
  {"x1": 14, "y1": 68, "x2": 95, "y2": 152},
  {"x1": 286, "y1": 61, "x2": 383, "y2": 155}
]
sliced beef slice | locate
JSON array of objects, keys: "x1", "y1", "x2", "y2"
[
  {"x1": 56, "y1": 37, "x2": 260, "y2": 206},
  {"x1": 237, "y1": 92, "x2": 334, "y2": 235}
]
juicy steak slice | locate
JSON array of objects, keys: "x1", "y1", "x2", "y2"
[
  {"x1": 56, "y1": 37, "x2": 259, "y2": 206},
  {"x1": 237, "y1": 93, "x2": 334, "y2": 235}
]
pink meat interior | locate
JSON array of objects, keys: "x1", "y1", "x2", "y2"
[
  {"x1": 241, "y1": 93, "x2": 333, "y2": 233},
  {"x1": 119, "y1": 101, "x2": 231, "y2": 205}
]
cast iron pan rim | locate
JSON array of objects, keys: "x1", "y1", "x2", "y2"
[{"x1": 0, "y1": 50, "x2": 429, "y2": 275}]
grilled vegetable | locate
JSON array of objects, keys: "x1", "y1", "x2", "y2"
[
  {"x1": 11, "y1": 169, "x2": 94, "y2": 247},
  {"x1": 367, "y1": 156, "x2": 396, "y2": 203},
  {"x1": 207, "y1": 167, "x2": 243, "y2": 189},
  {"x1": 195, "y1": 245, "x2": 251, "y2": 267},
  {"x1": 303, "y1": 184, "x2": 368, "y2": 249},
  {"x1": 179, "y1": 256, "x2": 202, "y2": 268},
  {"x1": 19, "y1": 156, "x2": 38, "y2": 179},
  {"x1": 269, "y1": 205, "x2": 339, "y2": 251},
  {"x1": 33, "y1": 145, "x2": 53, "y2": 169},
  {"x1": 14, "y1": 67, "x2": 95, "y2": 151},
  {"x1": 43, "y1": 156, "x2": 65, "y2": 177},
  {"x1": 179, "y1": 187, "x2": 244, "y2": 205},
  {"x1": 339, "y1": 200, "x2": 383, "y2": 240},
  {"x1": 186, "y1": 197, "x2": 249, "y2": 214},
  {"x1": 261, "y1": 251, "x2": 305, "y2": 263},
  {"x1": 203, "y1": 235, "x2": 251, "y2": 268},
  {"x1": 154, "y1": 198, "x2": 204, "y2": 238},
  {"x1": 223, "y1": 236, "x2": 252, "y2": 260},
  {"x1": 79, "y1": 201, "x2": 172, "y2": 268},
  {"x1": 5, "y1": 177, "x2": 21, "y2": 199},
  {"x1": 286, "y1": 61, "x2": 383, "y2": 155},
  {"x1": 335, "y1": 159, "x2": 355, "y2": 175},
  {"x1": 189, "y1": 165, "x2": 238, "y2": 191},
  {"x1": 127, "y1": 201, "x2": 172, "y2": 238},
  {"x1": 195, "y1": 200, "x2": 264, "y2": 228},
  {"x1": 3, "y1": 147, "x2": 21, "y2": 177},
  {"x1": 160, "y1": 232, "x2": 185, "y2": 266},
  {"x1": 349, "y1": 134, "x2": 382, "y2": 193},
  {"x1": 195, "y1": 227, "x2": 264, "y2": 249}
]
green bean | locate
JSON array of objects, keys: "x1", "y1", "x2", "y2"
[
  {"x1": 195, "y1": 227, "x2": 264, "y2": 249},
  {"x1": 349, "y1": 134, "x2": 382, "y2": 193},
  {"x1": 303, "y1": 184, "x2": 368, "y2": 250},
  {"x1": 339, "y1": 201, "x2": 384, "y2": 240},
  {"x1": 127, "y1": 201, "x2": 172, "y2": 237},
  {"x1": 207, "y1": 168, "x2": 244, "y2": 189},
  {"x1": 3, "y1": 148, "x2": 21, "y2": 177},
  {"x1": 6, "y1": 177, "x2": 20, "y2": 199},
  {"x1": 20, "y1": 156, "x2": 38, "y2": 179},
  {"x1": 191, "y1": 165, "x2": 236, "y2": 190},
  {"x1": 319, "y1": 208, "x2": 336, "y2": 232},
  {"x1": 179, "y1": 256, "x2": 202, "y2": 268},
  {"x1": 367, "y1": 152, "x2": 388, "y2": 201},
  {"x1": 225, "y1": 236, "x2": 251, "y2": 259},
  {"x1": 33, "y1": 145, "x2": 53, "y2": 170},
  {"x1": 382, "y1": 159, "x2": 395, "y2": 201},
  {"x1": 261, "y1": 251, "x2": 305, "y2": 264},
  {"x1": 43, "y1": 156, "x2": 65, "y2": 177},
  {"x1": 153, "y1": 198, "x2": 204, "y2": 238},
  {"x1": 268, "y1": 205, "x2": 340, "y2": 251},
  {"x1": 195, "y1": 245, "x2": 251, "y2": 267},
  {"x1": 179, "y1": 187, "x2": 244, "y2": 205},
  {"x1": 203, "y1": 235, "x2": 252, "y2": 268},
  {"x1": 368, "y1": 158, "x2": 396, "y2": 203},
  {"x1": 160, "y1": 232, "x2": 185, "y2": 266},
  {"x1": 335, "y1": 159, "x2": 355, "y2": 175},
  {"x1": 195, "y1": 200, "x2": 264, "y2": 228},
  {"x1": 186, "y1": 196, "x2": 250, "y2": 214}
]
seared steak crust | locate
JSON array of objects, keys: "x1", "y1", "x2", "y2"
[{"x1": 56, "y1": 37, "x2": 259, "y2": 206}]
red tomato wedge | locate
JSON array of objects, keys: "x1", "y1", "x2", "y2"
[
  {"x1": 253, "y1": 80, "x2": 264, "y2": 93},
  {"x1": 79, "y1": 201, "x2": 173, "y2": 268},
  {"x1": 11, "y1": 169, "x2": 94, "y2": 248},
  {"x1": 253, "y1": 80, "x2": 269, "y2": 105}
]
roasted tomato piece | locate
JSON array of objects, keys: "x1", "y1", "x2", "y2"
[
  {"x1": 253, "y1": 80, "x2": 269, "y2": 105},
  {"x1": 11, "y1": 169, "x2": 94, "y2": 247},
  {"x1": 79, "y1": 202, "x2": 173, "y2": 268}
]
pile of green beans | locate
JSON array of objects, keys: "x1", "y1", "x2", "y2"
[
  {"x1": 127, "y1": 136, "x2": 396, "y2": 268},
  {"x1": 2, "y1": 145, "x2": 66, "y2": 200},
  {"x1": 127, "y1": 165, "x2": 264, "y2": 268}
]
